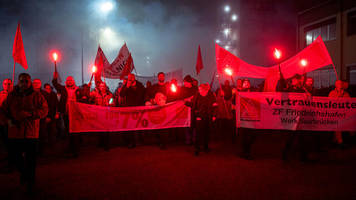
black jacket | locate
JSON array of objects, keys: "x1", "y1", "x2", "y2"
[{"x1": 120, "y1": 80, "x2": 146, "y2": 106}]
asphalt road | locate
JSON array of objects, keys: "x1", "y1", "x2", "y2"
[{"x1": 0, "y1": 132, "x2": 355, "y2": 200}]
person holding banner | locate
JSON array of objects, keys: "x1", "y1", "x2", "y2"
[
  {"x1": 282, "y1": 74, "x2": 310, "y2": 162},
  {"x1": 90, "y1": 82, "x2": 114, "y2": 151},
  {"x1": 181, "y1": 75, "x2": 198, "y2": 145},
  {"x1": 145, "y1": 72, "x2": 170, "y2": 149},
  {"x1": 119, "y1": 73, "x2": 145, "y2": 148},
  {"x1": 329, "y1": 80, "x2": 350, "y2": 147},
  {"x1": 186, "y1": 83, "x2": 217, "y2": 156}
]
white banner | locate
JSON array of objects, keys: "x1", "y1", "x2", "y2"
[{"x1": 237, "y1": 92, "x2": 356, "y2": 131}]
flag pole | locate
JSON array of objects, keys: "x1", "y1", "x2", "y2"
[{"x1": 12, "y1": 62, "x2": 15, "y2": 83}]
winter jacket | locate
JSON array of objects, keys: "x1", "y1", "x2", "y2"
[{"x1": 0, "y1": 86, "x2": 48, "y2": 139}]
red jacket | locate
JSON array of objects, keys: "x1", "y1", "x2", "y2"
[{"x1": 0, "y1": 86, "x2": 48, "y2": 139}]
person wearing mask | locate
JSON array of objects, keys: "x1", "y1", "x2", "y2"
[
  {"x1": 0, "y1": 73, "x2": 48, "y2": 193},
  {"x1": 186, "y1": 83, "x2": 217, "y2": 156}
]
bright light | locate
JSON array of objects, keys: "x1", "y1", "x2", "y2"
[
  {"x1": 92, "y1": 65, "x2": 97, "y2": 73},
  {"x1": 225, "y1": 45, "x2": 229, "y2": 50},
  {"x1": 99, "y1": 27, "x2": 121, "y2": 51},
  {"x1": 224, "y1": 5, "x2": 231, "y2": 13},
  {"x1": 52, "y1": 52, "x2": 58, "y2": 62},
  {"x1": 232, "y1": 14, "x2": 238, "y2": 21},
  {"x1": 109, "y1": 98, "x2": 114, "y2": 104},
  {"x1": 224, "y1": 67, "x2": 233, "y2": 76},
  {"x1": 300, "y1": 59, "x2": 308, "y2": 67},
  {"x1": 170, "y1": 84, "x2": 177, "y2": 93},
  {"x1": 216, "y1": 39, "x2": 220, "y2": 44},
  {"x1": 224, "y1": 28, "x2": 230, "y2": 36},
  {"x1": 100, "y1": 1, "x2": 114, "y2": 13},
  {"x1": 274, "y1": 48, "x2": 282, "y2": 60}
]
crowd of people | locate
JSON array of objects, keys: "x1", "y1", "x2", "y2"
[{"x1": 0, "y1": 71, "x2": 355, "y2": 193}]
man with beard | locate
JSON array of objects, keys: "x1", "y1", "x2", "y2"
[
  {"x1": 52, "y1": 72, "x2": 79, "y2": 157},
  {"x1": 145, "y1": 72, "x2": 169, "y2": 149},
  {"x1": 0, "y1": 73, "x2": 48, "y2": 193},
  {"x1": 120, "y1": 73, "x2": 145, "y2": 148}
]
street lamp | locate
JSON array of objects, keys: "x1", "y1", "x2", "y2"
[
  {"x1": 231, "y1": 14, "x2": 238, "y2": 21},
  {"x1": 224, "y1": 28, "x2": 230, "y2": 37},
  {"x1": 224, "y1": 5, "x2": 230, "y2": 13},
  {"x1": 100, "y1": 1, "x2": 114, "y2": 13}
]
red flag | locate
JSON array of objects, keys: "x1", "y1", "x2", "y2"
[
  {"x1": 12, "y1": 23, "x2": 28, "y2": 70},
  {"x1": 119, "y1": 53, "x2": 134, "y2": 80},
  {"x1": 94, "y1": 46, "x2": 110, "y2": 85},
  {"x1": 196, "y1": 45, "x2": 204, "y2": 75},
  {"x1": 215, "y1": 43, "x2": 270, "y2": 78}
]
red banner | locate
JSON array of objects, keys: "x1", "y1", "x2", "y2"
[
  {"x1": 216, "y1": 36, "x2": 335, "y2": 91},
  {"x1": 69, "y1": 100, "x2": 190, "y2": 133}
]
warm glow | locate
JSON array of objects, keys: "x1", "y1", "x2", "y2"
[
  {"x1": 300, "y1": 59, "x2": 308, "y2": 67},
  {"x1": 274, "y1": 48, "x2": 281, "y2": 60},
  {"x1": 170, "y1": 84, "x2": 177, "y2": 93},
  {"x1": 52, "y1": 53, "x2": 58, "y2": 61},
  {"x1": 224, "y1": 67, "x2": 233, "y2": 76},
  {"x1": 92, "y1": 65, "x2": 97, "y2": 73}
]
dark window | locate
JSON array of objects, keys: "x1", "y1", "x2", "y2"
[
  {"x1": 347, "y1": 10, "x2": 356, "y2": 36},
  {"x1": 347, "y1": 66, "x2": 356, "y2": 85},
  {"x1": 304, "y1": 18, "x2": 336, "y2": 45}
]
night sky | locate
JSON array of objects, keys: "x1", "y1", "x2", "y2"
[{"x1": 0, "y1": 0, "x2": 299, "y2": 87}]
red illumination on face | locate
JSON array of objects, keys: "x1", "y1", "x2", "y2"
[{"x1": 274, "y1": 48, "x2": 281, "y2": 60}]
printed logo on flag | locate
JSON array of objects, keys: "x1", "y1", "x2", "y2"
[{"x1": 240, "y1": 97, "x2": 261, "y2": 121}]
